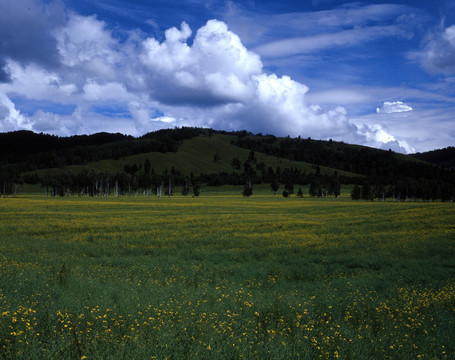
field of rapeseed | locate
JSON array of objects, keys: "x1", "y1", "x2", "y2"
[{"x1": 0, "y1": 195, "x2": 454, "y2": 359}]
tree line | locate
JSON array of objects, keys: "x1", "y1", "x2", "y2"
[
  {"x1": 38, "y1": 165, "x2": 201, "y2": 198},
  {"x1": 1, "y1": 127, "x2": 454, "y2": 201},
  {"x1": 1, "y1": 162, "x2": 453, "y2": 201},
  {"x1": 351, "y1": 178, "x2": 455, "y2": 202},
  {"x1": 234, "y1": 134, "x2": 455, "y2": 201},
  {"x1": 1, "y1": 150, "x2": 343, "y2": 199},
  {"x1": 0, "y1": 127, "x2": 207, "y2": 173}
]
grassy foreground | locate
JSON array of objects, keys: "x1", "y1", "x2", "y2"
[{"x1": 0, "y1": 195, "x2": 454, "y2": 359}]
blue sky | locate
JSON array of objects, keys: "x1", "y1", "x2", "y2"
[{"x1": 1, "y1": 0, "x2": 455, "y2": 153}]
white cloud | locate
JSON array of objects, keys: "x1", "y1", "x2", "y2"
[
  {"x1": 135, "y1": 20, "x2": 367, "y2": 142},
  {"x1": 4, "y1": 61, "x2": 70, "y2": 101},
  {"x1": 376, "y1": 101, "x2": 413, "y2": 114},
  {"x1": 82, "y1": 81, "x2": 131, "y2": 102},
  {"x1": 243, "y1": 74, "x2": 358, "y2": 140},
  {"x1": 140, "y1": 22, "x2": 194, "y2": 73},
  {"x1": 0, "y1": 3, "x2": 425, "y2": 153},
  {"x1": 358, "y1": 123, "x2": 414, "y2": 154},
  {"x1": 254, "y1": 25, "x2": 412, "y2": 57},
  {"x1": 127, "y1": 101, "x2": 154, "y2": 134},
  {"x1": 139, "y1": 20, "x2": 262, "y2": 105},
  {"x1": 56, "y1": 13, "x2": 119, "y2": 70},
  {"x1": 224, "y1": 2, "x2": 421, "y2": 62},
  {"x1": 0, "y1": 93, "x2": 32, "y2": 132},
  {"x1": 351, "y1": 102, "x2": 455, "y2": 153},
  {"x1": 29, "y1": 106, "x2": 139, "y2": 136},
  {"x1": 306, "y1": 88, "x2": 372, "y2": 105},
  {"x1": 30, "y1": 109, "x2": 78, "y2": 136},
  {"x1": 152, "y1": 116, "x2": 176, "y2": 124},
  {"x1": 412, "y1": 23, "x2": 455, "y2": 74}
]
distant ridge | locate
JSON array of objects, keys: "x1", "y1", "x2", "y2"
[
  {"x1": 0, "y1": 130, "x2": 131, "y2": 158},
  {"x1": 411, "y1": 147, "x2": 455, "y2": 168},
  {"x1": 2, "y1": 128, "x2": 452, "y2": 168},
  {"x1": 1, "y1": 127, "x2": 454, "y2": 201}
]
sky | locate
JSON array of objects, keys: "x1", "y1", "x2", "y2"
[{"x1": 1, "y1": 0, "x2": 455, "y2": 153}]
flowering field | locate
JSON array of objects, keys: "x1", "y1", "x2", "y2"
[{"x1": 1, "y1": 195, "x2": 454, "y2": 359}]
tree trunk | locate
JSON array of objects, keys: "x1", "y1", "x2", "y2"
[{"x1": 105, "y1": 177, "x2": 110, "y2": 197}]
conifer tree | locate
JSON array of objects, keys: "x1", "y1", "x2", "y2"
[{"x1": 351, "y1": 184, "x2": 361, "y2": 200}]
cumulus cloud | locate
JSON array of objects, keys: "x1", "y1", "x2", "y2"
[
  {"x1": 376, "y1": 101, "x2": 413, "y2": 114},
  {"x1": 83, "y1": 81, "x2": 131, "y2": 102},
  {"x1": 140, "y1": 20, "x2": 262, "y2": 106},
  {"x1": 4, "y1": 61, "x2": 73, "y2": 101},
  {"x1": 0, "y1": 93, "x2": 32, "y2": 132},
  {"x1": 242, "y1": 74, "x2": 358, "y2": 139},
  {"x1": 352, "y1": 102, "x2": 455, "y2": 154},
  {"x1": 135, "y1": 19, "x2": 410, "y2": 150},
  {"x1": 358, "y1": 123, "x2": 414, "y2": 154},
  {"x1": 0, "y1": 2, "x2": 415, "y2": 153},
  {"x1": 132, "y1": 21, "x2": 365, "y2": 142},
  {"x1": 414, "y1": 23, "x2": 455, "y2": 74},
  {"x1": 30, "y1": 109, "x2": 77, "y2": 135},
  {"x1": 55, "y1": 12, "x2": 126, "y2": 84}
]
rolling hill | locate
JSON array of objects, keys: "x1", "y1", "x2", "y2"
[
  {"x1": 411, "y1": 147, "x2": 455, "y2": 168},
  {"x1": 29, "y1": 134, "x2": 356, "y2": 179},
  {"x1": 0, "y1": 127, "x2": 454, "y2": 200}
]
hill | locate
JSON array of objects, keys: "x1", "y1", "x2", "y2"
[
  {"x1": 0, "y1": 130, "x2": 131, "y2": 164},
  {"x1": 0, "y1": 127, "x2": 203, "y2": 170},
  {"x1": 0, "y1": 127, "x2": 454, "y2": 200},
  {"x1": 411, "y1": 147, "x2": 455, "y2": 168},
  {"x1": 41, "y1": 133, "x2": 355, "y2": 177}
]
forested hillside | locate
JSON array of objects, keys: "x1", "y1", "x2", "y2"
[
  {"x1": 0, "y1": 127, "x2": 454, "y2": 201},
  {"x1": 0, "y1": 128, "x2": 205, "y2": 170},
  {"x1": 411, "y1": 147, "x2": 455, "y2": 168}
]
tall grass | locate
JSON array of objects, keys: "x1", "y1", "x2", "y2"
[{"x1": 1, "y1": 195, "x2": 454, "y2": 359}]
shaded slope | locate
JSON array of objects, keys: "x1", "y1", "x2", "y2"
[
  {"x1": 411, "y1": 147, "x2": 455, "y2": 168},
  {"x1": 0, "y1": 130, "x2": 130, "y2": 163},
  {"x1": 2, "y1": 127, "x2": 453, "y2": 191},
  {"x1": 32, "y1": 134, "x2": 359, "y2": 179}
]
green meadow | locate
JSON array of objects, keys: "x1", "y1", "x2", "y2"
[{"x1": 0, "y1": 194, "x2": 454, "y2": 359}]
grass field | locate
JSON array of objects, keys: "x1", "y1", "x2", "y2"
[{"x1": 0, "y1": 194, "x2": 454, "y2": 359}]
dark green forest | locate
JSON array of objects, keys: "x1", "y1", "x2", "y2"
[
  {"x1": 0, "y1": 127, "x2": 454, "y2": 201},
  {"x1": 411, "y1": 146, "x2": 455, "y2": 168}
]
